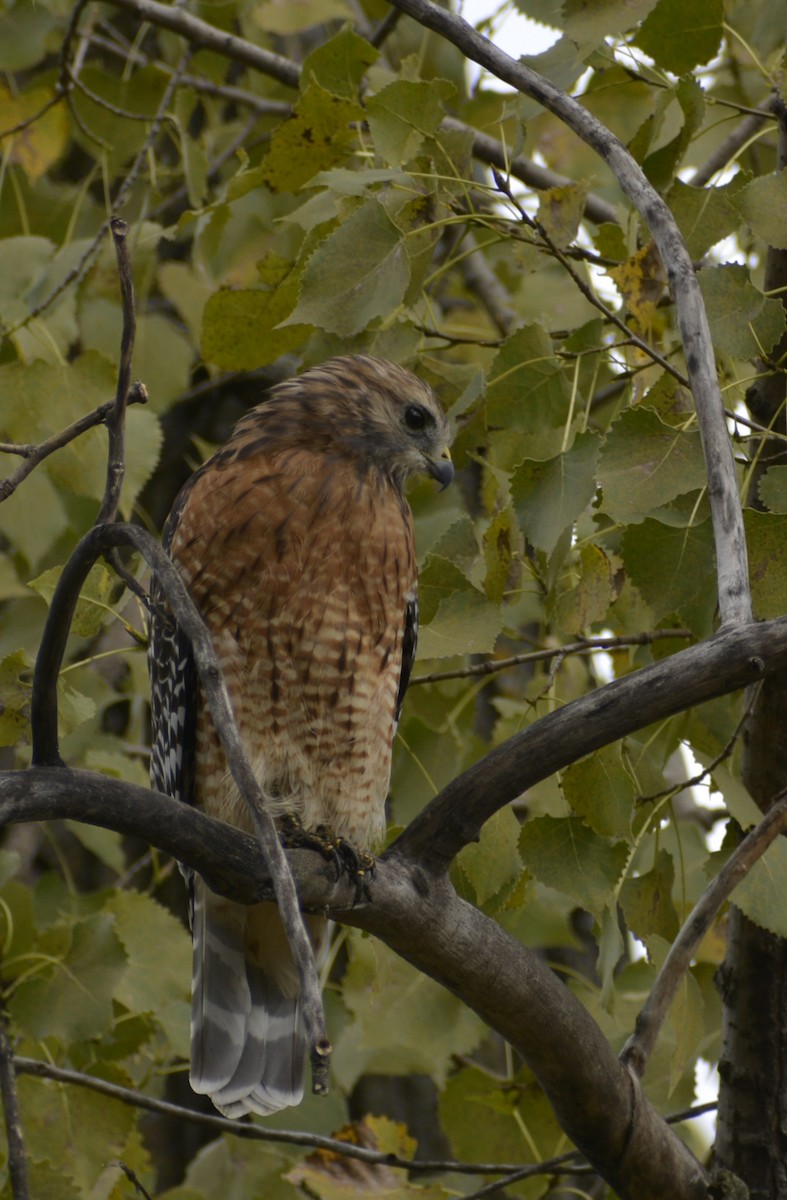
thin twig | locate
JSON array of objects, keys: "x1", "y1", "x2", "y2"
[
  {"x1": 691, "y1": 94, "x2": 779, "y2": 186},
  {"x1": 0, "y1": 382, "x2": 148, "y2": 504},
  {"x1": 112, "y1": 1163, "x2": 152, "y2": 1200},
  {"x1": 385, "y1": 0, "x2": 752, "y2": 628},
  {"x1": 411, "y1": 630, "x2": 694, "y2": 685},
  {"x1": 492, "y1": 170, "x2": 691, "y2": 386},
  {"x1": 29, "y1": 523, "x2": 331, "y2": 1096},
  {"x1": 0, "y1": 1013, "x2": 29, "y2": 1200},
  {"x1": 636, "y1": 683, "x2": 760, "y2": 805},
  {"x1": 441, "y1": 117, "x2": 619, "y2": 227},
  {"x1": 96, "y1": 218, "x2": 135, "y2": 525},
  {"x1": 0, "y1": 90, "x2": 67, "y2": 141},
  {"x1": 622, "y1": 787, "x2": 787, "y2": 1077},
  {"x1": 9, "y1": 1054, "x2": 542, "y2": 1173}
]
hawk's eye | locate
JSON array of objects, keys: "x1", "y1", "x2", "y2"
[{"x1": 404, "y1": 404, "x2": 429, "y2": 431}]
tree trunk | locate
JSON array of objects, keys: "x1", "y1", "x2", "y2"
[{"x1": 715, "y1": 670, "x2": 787, "y2": 1194}]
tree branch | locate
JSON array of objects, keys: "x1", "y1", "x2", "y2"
[
  {"x1": 411, "y1": 629, "x2": 694, "y2": 685},
  {"x1": 391, "y1": 618, "x2": 781, "y2": 871},
  {"x1": 11, "y1": 1053, "x2": 579, "y2": 1175},
  {"x1": 105, "y1": 0, "x2": 300, "y2": 88},
  {"x1": 0, "y1": 1012, "x2": 29, "y2": 1200},
  {"x1": 385, "y1": 0, "x2": 752, "y2": 627},
  {"x1": 95, "y1": 217, "x2": 135, "y2": 525},
  {"x1": 0, "y1": 383, "x2": 147, "y2": 504},
  {"x1": 0, "y1": 767, "x2": 706, "y2": 1200},
  {"x1": 622, "y1": 789, "x2": 787, "y2": 1078}
]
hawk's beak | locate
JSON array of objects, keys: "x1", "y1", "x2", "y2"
[{"x1": 428, "y1": 448, "x2": 454, "y2": 491}]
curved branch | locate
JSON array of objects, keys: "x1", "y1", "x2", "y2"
[
  {"x1": 386, "y1": 0, "x2": 752, "y2": 627},
  {"x1": 0, "y1": 767, "x2": 706, "y2": 1200},
  {"x1": 392, "y1": 618, "x2": 784, "y2": 871}
]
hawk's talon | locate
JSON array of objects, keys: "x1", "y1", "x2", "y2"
[{"x1": 279, "y1": 816, "x2": 374, "y2": 903}]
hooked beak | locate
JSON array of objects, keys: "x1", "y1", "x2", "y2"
[{"x1": 427, "y1": 448, "x2": 454, "y2": 491}]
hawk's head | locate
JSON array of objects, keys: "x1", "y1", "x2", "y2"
[{"x1": 251, "y1": 355, "x2": 454, "y2": 492}]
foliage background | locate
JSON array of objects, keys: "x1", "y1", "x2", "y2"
[{"x1": 0, "y1": 0, "x2": 785, "y2": 1194}]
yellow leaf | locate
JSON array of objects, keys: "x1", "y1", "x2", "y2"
[
  {"x1": 1, "y1": 83, "x2": 69, "y2": 182},
  {"x1": 607, "y1": 241, "x2": 666, "y2": 336}
]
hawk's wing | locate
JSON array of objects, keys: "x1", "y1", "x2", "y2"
[
  {"x1": 148, "y1": 485, "x2": 199, "y2": 808},
  {"x1": 395, "y1": 594, "x2": 418, "y2": 729}
]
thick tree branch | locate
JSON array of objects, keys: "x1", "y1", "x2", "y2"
[
  {"x1": 385, "y1": 0, "x2": 752, "y2": 627},
  {"x1": 0, "y1": 767, "x2": 706, "y2": 1200},
  {"x1": 105, "y1": 0, "x2": 300, "y2": 88},
  {"x1": 29, "y1": 523, "x2": 331, "y2": 1096},
  {"x1": 392, "y1": 619, "x2": 782, "y2": 871}
]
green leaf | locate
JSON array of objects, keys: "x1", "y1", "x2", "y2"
[
  {"x1": 642, "y1": 78, "x2": 705, "y2": 192},
  {"x1": 29, "y1": 562, "x2": 115, "y2": 638},
  {"x1": 511, "y1": 430, "x2": 600, "y2": 555},
  {"x1": 106, "y1": 889, "x2": 191, "y2": 1057},
  {"x1": 518, "y1": 815, "x2": 629, "y2": 916},
  {"x1": 302, "y1": 24, "x2": 378, "y2": 98},
  {"x1": 123, "y1": 404, "x2": 164, "y2": 515},
  {"x1": 10, "y1": 913, "x2": 127, "y2": 1042},
  {"x1": 284, "y1": 198, "x2": 410, "y2": 336},
  {"x1": 482, "y1": 507, "x2": 520, "y2": 604},
  {"x1": 619, "y1": 517, "x2": 717, "y2": 636},
  {"x1": 730, "y1": 836, "x2": 787, "y2": 940},
  {"x1": 536, "y1": 182, "x2": 588, "y2": 249},
  {"x1": 333, "y1": 931, "x2": 484, "y2": 1089},
  {"x1": 633, "y1": 0, "x2": 723, "y2": 75},
  {"x1": 745, "y1": 510, "x2": 787, "y2": 620},
  {"x1": 758, "y1": 466, "x2": 787, "y2": 514},
  {"x1": 367, "y1": 78, "x2": 456, "y2": 166},
  {"x1": 417, "y1": 587, "x2": 503, "y2": 659},
  {"x1": 0, "y1": 650, "x2": 32, "y2": 749},
  {"x1": 0, "y1": 464, "x2": 68, "y2": 569},
  {"x1": 439, "y1": 1064, "x2": 565, "y2": 1171},
  {"x1": 201, "y1": 284, "x2": 307, "y2": 370},
  {"x1": 735, "y1": 173, "x2": 787, "y2": 250},
  {"x1": 19, "y1": 1069, "x2": 139, "y2": 1195},
  {"x1": 0, "y1": 5, "x2": 60, "y2": 71},
  {"x1": 485, "y1": 326, "x2": 571, "y2": 457},
  {"x1": 56, "y1": 677, "x2": 96, "y2": 736},
  {"x1": 598, "y1": 407, "x2": 707, "y2": 524},
  {"x1": 562, "y1": 744, "x2": 635, "y2": 840},
  {"x1": 668, "y1": 175, "x2": 749, "y2": 259},
  {"x1": 64, "y1": 821, "x2": 125, "y2": 873},
  {"x1": 456, "y1": 806, "x2": 524, "y2": 908},
  {"x1": 619, "y1": 848, "x2": 680, "y2": 945},
  {"x1": 262, "y1": 82, "x2": 362, "y2": 192},
  {"x1": 560, "y1": 0, "x2": 659, "y2": 41},
  {"x1": 551, "y1": 542, "x2": 615, "y2": 634},
  {"x1": 699, "y1": 264, "x2": 786, "y2": 360}
]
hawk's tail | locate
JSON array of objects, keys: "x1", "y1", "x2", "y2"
[{"x1": 189, "y1": 882, "x2": 307, "y2": 1117}]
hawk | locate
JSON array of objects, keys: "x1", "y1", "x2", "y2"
[{"x1": 149, "y1": 355, "x2": 453, "y2": 1118}]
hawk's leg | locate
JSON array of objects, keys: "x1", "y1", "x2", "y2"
[{"x1": 279, "y1": 814, "x2": 374, "y2": 904}]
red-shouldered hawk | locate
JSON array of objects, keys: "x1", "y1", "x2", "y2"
[{"x1": 149, "y1": 355, "x2": 453, "y2": 1118}]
